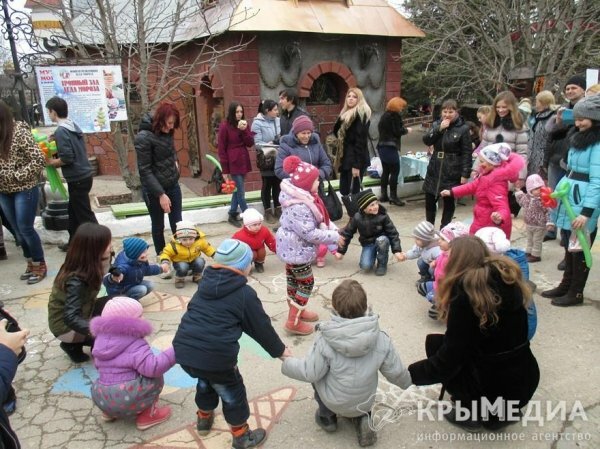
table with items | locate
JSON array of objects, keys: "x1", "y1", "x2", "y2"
[{"x1": 399, "y1": 153, "x2": 429, "y2": 186}]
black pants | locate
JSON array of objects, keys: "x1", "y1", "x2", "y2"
[
  {"x1": 142, "y1": 184, "x2": 183, "y2": 255},
  {"x1": 313, "y1": 385, "x2": 336, "y2": 418},
  {"x1": 339, "y1": 169, "x2": 362, "y2": 196},
  {"x1": 67, "y1": 176, "x2": 97, "y2": 242},
  {"x1": 425, "y1": 193, "x2": 455, "y2": 229},
  {"x1": 380, "y1": 162, "x2": 400, "y2": 196},
  {"x1": 261, "y1": 175, "x2": 281, "y2": 210}
]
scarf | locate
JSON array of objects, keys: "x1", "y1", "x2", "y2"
[{"x1": 312, "y1": 192, "x2": 330, "y2": 226}]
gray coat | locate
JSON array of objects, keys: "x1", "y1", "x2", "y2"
[{"x1": 282, "y1": 313, "x2": 412, "y2": 417}]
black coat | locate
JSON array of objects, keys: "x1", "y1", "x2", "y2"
[
  {"x1": 173, "y1": 266, "x2": 285, "y2": 372},
  {"x1": 338, "y1": 205, "x2": 402, "y2": 255},
  {"x1": 280, "y1": 106, "x2": 309, "y2": 137},
  {"x1": 334, "y1": 114, "x2": 371, "y2": 171},
  {"x1": 544, "y1": 102, "x2": 576, "y2": 168},
  {"x1": 134, "y1": 114, "x2": 180, "y2": 198},
  {"x1": 378, "y1": 111, "x2": 408, "y2": 145},
  {"x1": 0, "y1": 345, "x2": 20, "y2": 449},
  {"x1": 408, "y1": 269, "x2": 539, "y2": 409},
  {"x1": 422, "y1": 116, "x2": 472, "y2": 195}
]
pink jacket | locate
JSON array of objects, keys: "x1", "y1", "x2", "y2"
[
  {"x1": 433, "y1": 251, "x2": 449, "y2": 292},
  {"x1": 452, "y1": 154, "x2": 524, "y2": 238}
]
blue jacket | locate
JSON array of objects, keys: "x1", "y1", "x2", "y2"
[
  {"x1": 103, "y1": 250, "x2": 161, "y2": 296},
  {"x1": 251, "y1": 113, "x2": 280, "y2": 146},
  {"x1": 275, "y1": 133, "x2": 332, "y2": 181},
  {"x1": 173, "y1": 266, "x2": 285, "y2": 372},
  {"x1": 0, "y1": 345, "x2": 20, "y2": 449}
]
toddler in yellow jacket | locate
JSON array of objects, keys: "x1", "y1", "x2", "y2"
[{"x1": 159, "y1": 221, "x2": 216, "y2": 288}]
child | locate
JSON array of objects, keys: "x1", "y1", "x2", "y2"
[
  {"x1": 159, "y1": 220, "x2": 216, "y2": 288},
  {"x1": 103, "y1": 237, "x2": 168, "y2": 300},
  {"x1": 442, "y1": 144, "x2": 523, "y2": 238},
  {"x1": 276, "y1": 156, "x2": 339, "y2": 335},
  {"x1": 397, "y1": 220, "x2": 441, "y2": 282},
  {"x1": 48, "y1": 223, "x2": 113, "y2": 363},
  {"x1": 90, "y1": 296, "x2": 175, "y2": 430},
  {"x1": 417, "y1": 222, "x2": 469, "y2": 319},
  {"x1": 281, "y1": 279, "x2": 412, "y2": 447},
  {"x1": 515, "y1": 174, "x2": 551, "y2": 262},
  {"x1": 336, "y1": 189, "x2": 403, "y2": 276},
  {"x1": 475, "y1": 227, "x2": 537, "y2": 340},
  {"x1": 232, "y1": 208, "x2": 276, "y2": 273},
  {"x1": 173, "y1": 239, "x2": 289, "y2": 449}
]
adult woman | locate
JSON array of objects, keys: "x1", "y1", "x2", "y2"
[
  {"x1": 332, "y1": 88, "x2": 371, "y2": 196},
  {"x1": 218, "y1": 102, "x2": 255, "y2": 227},
  {"x1": 251, "y1": 99, "x2": 281, "y2": 223},
  {"x1": 409, "y1": 236, "x2": 539, "y2": 431},
  {"x1": 541, "y1": 95, "x2": 600, "y2": 307},
  {"x1": 528, "y1": 90, "x2": 556, "y2": 177},
  {"x1": 48, "y1": 223, "x2": 113, "y2": 363},
  {"x1": 422, "y1": 99, "x2": 472, "y2": 228},
  {"x1": 377, "y1": 97, "x2": 412, "y2": 206},
  {"x1": 135, "y1": 102, "x2": 182, "y2": 256},
  {"x1": 0, "y1": 101, "x2": 46, "y2": 283}
]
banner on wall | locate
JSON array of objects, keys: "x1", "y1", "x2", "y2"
[{"x1": 35, "y1": 65, "x2": 128, "y2": 133}]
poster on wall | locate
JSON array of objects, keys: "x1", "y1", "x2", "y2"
[{"x1": 35, "y1": 65, "x2": 128, "y2": 133}]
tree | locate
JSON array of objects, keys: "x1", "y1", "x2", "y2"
[
  {"x1": 39, "y1": 0, "x2": 255, "y2": 197},
  {"x1": 402, "y1": 0, "x2": 600, "y2": 103}
]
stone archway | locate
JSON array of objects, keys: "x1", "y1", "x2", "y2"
[{"x1": 298, "y1": 61, "x2": 357, "y2": 97}]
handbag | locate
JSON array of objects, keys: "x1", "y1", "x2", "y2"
[
  {"x1": 341, "y1": 177, "x2": 362, "y2": 218},
  {"x1": 256, "y1": 146, "x2": 277, "y2": 171},
  {"x1": 319, "y1": 180, "x2": 343, "y2": 222}
]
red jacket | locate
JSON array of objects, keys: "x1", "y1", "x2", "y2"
[
  {"x1": 233, "y1": 226, "x2": 277, "y2": 253},
  {"x1": 217, "y1": 121, "x2": 255, "y2": 175}
]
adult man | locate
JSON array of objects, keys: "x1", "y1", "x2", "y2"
[
  {"x1": 279, "y1": 88, "x2": 309, "y2": 137},
  {"x1": 543, "y1": 75, "x2": 586, "y2": 247},
  {"x1": 45, "y1": 97, "x2": 98, "y2": 251}
]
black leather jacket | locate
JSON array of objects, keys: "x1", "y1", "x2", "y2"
[{"x1": 338, "y1": 205, "x2": 402, "y2": 254}]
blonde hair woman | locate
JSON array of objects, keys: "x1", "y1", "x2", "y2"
[
  {"x1": 332, "y1": 87, "x2": 372, "y2": 196},
  {"x1": 529, "y1": 90, "x2": 556, "y2": 176}
]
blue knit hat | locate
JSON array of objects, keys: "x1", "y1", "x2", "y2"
[
  {"x1": 123, "y1": 237, "x2": 149, "y2": 260},
  {"x1": 214, "y1": 239, "x2": 253, "y2": 271}
]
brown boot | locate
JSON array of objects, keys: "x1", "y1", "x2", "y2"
[
  {"x1": 174, "y1": 277, "x2": 185, "y2": 289},
  {"x1": 284, "y1": 302, "x2": 314, "y2": 335},
  {"x1": 264, "y1": 209, "x2": 277, "y2": 224},
  {"x1": 20, "y1": 258, "x2": 33, "y2": 280},
  {"x1": 27, "y1": 261, "x2": 47, "y2": 284},
  {"x1": 274, "y1": 206, "x2": 282, "y2": 219}
]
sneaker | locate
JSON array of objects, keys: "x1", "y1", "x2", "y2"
[
  {"x1": 416, "y1": 281, "x2": 428, "y2": 297},
  {"x1": 192, "y1": 274, "x2": 202, "y2": 283},
  {"x1": 174, "y1": 277, "x2": 185, "y2": 289},
  {"x1": 355, "y1": 414, "x2": 377, "y2": 447},
  {"x1": 232, "y1": 428, "x2": 267, "y2": 449},
  {"x1": 428, "y1": 304, "x2": 439, "y2": 320},
  {"x1": 314, "y1": 410, "x2": 337, "y2": 432},
  {"x1": 254, "y1": 262, "x2": 264, "y2": 273},
  {"x1": 136, "y1": 404, "x2": 172, "y2": 431},
  {"x1": 196, "y1": 410, "x2": 214, "y2": 436},
  {"x1": 160, "y1": 270, "x2": 173, "y2": 280}
]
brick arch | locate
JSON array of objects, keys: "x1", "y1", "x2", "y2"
[{"x1": 298, "y1": 61, "x2": 357, "y2": 97}]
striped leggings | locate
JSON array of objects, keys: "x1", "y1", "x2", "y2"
[{"x1": 285, "y1": 263, "x2": 314, "y2": 306}]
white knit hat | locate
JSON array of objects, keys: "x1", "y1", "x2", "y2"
[
  {"x1": 475, "y1": 227, "x2": 511, "y2": 254},
  {"x1": 242, "y1": 208, "x2": 263, "y2": 226}
]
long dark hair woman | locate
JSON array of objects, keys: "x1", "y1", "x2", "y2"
[
  {"x1": 0, "y1": 100, "x2": 47, "y2": 283},
  {"x1": 408, "y1": 236, "x2": 540, "y2": 431},
  {"x1": 134, "y1": 102, "x2": 182, "y2": 256},
  {"x1": 218, "y1": 101, "x2": 255, "y2": 227},
  {"x1": 48, "y1": 223, "x2": 113, "y2": 363}
]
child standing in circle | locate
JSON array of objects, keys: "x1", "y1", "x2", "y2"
[
  {"x1": 515, "y1": 174, "x2": 551, "y2": 262},
  {"x1": 276, "y1": 156, "x2": 340, "y2": 335},
  {"x1": 232, "y1": 208, "x2": 277, "y2": 273},
  {"x1": 90, "y1": 296, "x2": 175, "y2": 430}
]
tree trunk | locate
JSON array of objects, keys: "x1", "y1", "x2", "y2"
[{"x1": 110, "y1": 123, "x2": 142, "y2": 201}]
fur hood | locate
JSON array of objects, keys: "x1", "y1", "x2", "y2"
[
  {"x1": 90, "y1": 315, "x2": 153, "y2": 338},
  {"x1": 569, "y1": 124, "x2": 600, "y2": 150}
]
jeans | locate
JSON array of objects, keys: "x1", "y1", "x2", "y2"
[
  {"x1": 417, "y1": 258, "x2": 433, "y2": 278},
  {"x1": 547, "y1": 162, "x2": 566, "y2": 226},
  {"x1": 143, "y1": 184, "x2": 183, "y2": 255},
  {"x1": 181, "y1": 365, "x2": 250, "y2": 426},
  {"x1": 173, "y1": 258, "x2": 205, "y2": 277},
  {"x1": 124, "y1": 280, "x2": 154, "y2": 300},
  {"x1": 261, "y1": 175, "x2": 281, "y2": 210},
  {"x1": 67, "y1": 176, "x2": 97, "y2": 241},
  {"x1": 0, "y1": 186, "x2": 45, "y2": 261},
  {"x1": 229, "y1": 174, "x2": 248, "y2": 216},
  {"x1": 425, "y1": 193, "x2": 455, "y2": 229},
  {"x1": 359, "y1": 236, "x2": 390, "y2": 271}
]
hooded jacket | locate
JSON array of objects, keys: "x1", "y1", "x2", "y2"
[
  {"x1": 275, "y1": 133, "x2": 332, "y2": 181},
  {"x1": 282, "y1": 313, "x2": 412, "y2": 417},
  {"x1": 102, "y1": 250, "x2": 161, "y2": 296},
  {"x1": 54, "y1": 119, "x2": 92, "y2": 183},
  {"x1": 173, "y1": 265, "x2": 285, "y2": 371},
  {"x1": 91, "y1": 316, "x2": 175, "y2": 385},
  {"x1": 159, "y1": 228, "x2": 216, "y2": 265},
  {"x1": 134, "y1": 113, "x2": 180, "y2": 198}
]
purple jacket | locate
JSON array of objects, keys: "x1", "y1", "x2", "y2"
[
  {"x1": 90, "y1": 316, "x2": 175, "y2": 385},
  {"x1": 217, "y1": 121, "x2": 255, "y2": 175}
]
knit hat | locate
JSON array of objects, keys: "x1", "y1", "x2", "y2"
[
  {"x1": 175, "y1": 220, "x2": 198, "y2": 238},
  {"x1": 479, "y1": 145, "x2": 503, "y2": 166},
  {"x1": 386, "y1": 97, "x2": 407, "y2": 113},
  {"x1": 526, "y1": 174, "x2": 545, "y2": 193},
  {"x1": 291, "y1": 115, "x2": 314, "y2": 135},
  {"x1": 475, "y1": 227, "x2": 511, "y2": 254},
  {"x1": 573, "y1": 95, "x2": 600, "y2": 122},
  {"x1": 565, "y1": 74, "x2": 586, "y2": 91},
  {"x1": 242, "y1": 208, "x2": 263, "y2": 226},
  {"x1": 412, "y1": 221, "x2": 436, "y2": 242},
  {"x1": 123, "y1": 237, "x2": 149, "y2": 260},
  {"x1": 437, "y1": 221, "x2": 469, "y2": 242},
  {"x1": 214, "y1": 239, "x2": 253, "y2": 271},
  {"x1": 283, "y1": 155, "x2": 319, "y2": 191},
  {"x1": 355, "y1": 189, "x2": 378, "y2": 212},
  {"x1": 101, "y1": 296, "x2": 143, "y2": 318}
]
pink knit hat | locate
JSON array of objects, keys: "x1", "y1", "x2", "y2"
[
  {"x1": 437, "y1": 221, "x2": 470, "y2": 242},
  {"x1": 283, "y1": 155, "x2": 319, "y2": 191},
  {"x1": 102, "y1": 296, "x2": 143, "y2": 318},
  {"x1": 526, "y1": 174, "x2": 545, "y2": 193},
  {"x1": 291, "y1": 115, "x2": 314, "y2": 135}
]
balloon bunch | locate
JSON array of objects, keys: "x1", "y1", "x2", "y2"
[
  {"x1": 32, "y1": 129, "x2": 68, "y2": 200},
  {"x1": 221, "y1": 179, "x2": 237, "y2": 194},
  {"x1": 544, "y1": 183, "x2": 592, "y2": 268}
]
